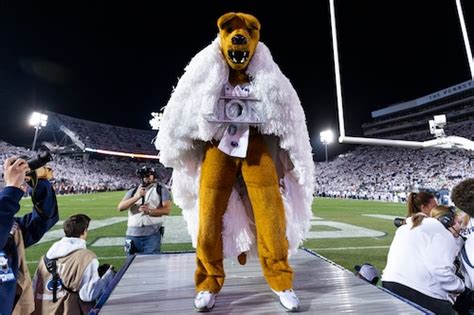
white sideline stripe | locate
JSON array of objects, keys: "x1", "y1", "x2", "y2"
[
  {"x1": 363, "y1": 214, "x2": 399, "y2": 220},
  {"x1": 92, "y1": 237, "x2": 124, "y2": 247},
  {"x1": 315, "y1": 245, "x2": 390, "y2": 251},
  {"x1": 36, "y1": 217, "x2": 128, "y2": 244},
  {"x1": 26, "y1": 255, "x2": 127, "y2": 265},
  {"x1": 91, "y1": 216, "x2": 191, "y2": 247},
  {"x1": 307, "y1": 220, "x2": 385, "y2": 239}
]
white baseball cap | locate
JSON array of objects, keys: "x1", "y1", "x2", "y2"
[{"x1": 355, "y1": 263, "x2": 379, "y2": 284}]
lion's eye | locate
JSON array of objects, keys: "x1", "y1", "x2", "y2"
[
  {"x1": 247, "y1": 28, "x2": 252, "y2": 33},
  {"x1": 226, "y1": 27, "x2": 233, "y2": 33}
]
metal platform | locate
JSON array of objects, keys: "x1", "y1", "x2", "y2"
[{"x1": 96, "y1": 249, "x2": 428, "y2": 314}]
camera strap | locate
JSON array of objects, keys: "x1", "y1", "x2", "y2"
[{"x1": 43, "y1": 255, "x2": 78, "y2": 302}]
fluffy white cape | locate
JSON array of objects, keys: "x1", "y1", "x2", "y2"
[{"x1": 155, "y1": 37, "x2": 315, "y2": 258}]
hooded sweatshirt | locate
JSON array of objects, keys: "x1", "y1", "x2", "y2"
[{"x1": 32, "y1": 237, "x2": 114, "y2": 314}]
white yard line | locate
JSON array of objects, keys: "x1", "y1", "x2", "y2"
[
  {"x1": 315, "y1": 245, "x2": 389, "y2": 251},
  {"x1": 363, "y1": 214, "x2": 400, "y2": 220},
  {"x1": 36, "y1": 217, "x2": 128, "y2": 244}
]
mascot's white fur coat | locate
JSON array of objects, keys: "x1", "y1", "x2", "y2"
[{"x1": 155, "y1": 37, "x2": 315, "y2": 258}]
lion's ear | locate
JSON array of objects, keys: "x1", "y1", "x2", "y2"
[{"x1": 217, "y1": 12, "x2": 236, "y2": 31}]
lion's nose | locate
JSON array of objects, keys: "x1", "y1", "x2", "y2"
[{"x1": 232, "y1": 35, "x2": 247, "y2": 45}]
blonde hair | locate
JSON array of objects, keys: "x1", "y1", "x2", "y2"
[
  {"x1": 411, "y1": 205, "x2": 453, "y2": 229},
  {"x1": 430, "y1": 205, "x2": 453, "y2": 220},
  {"x1": 463, "y1": 213, "x2": 471, "y2": 227}
]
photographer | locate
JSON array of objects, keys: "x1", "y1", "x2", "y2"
[
  {"x1": 117, "y1": 166, "x2": 171, "y2": 255},
  {"x1": 0, "y1": 155, "x2": 58, "y2": 315},
  {"x1": 382, "y1": 205, "x2": 465, "y2": 314},
  {"x1": 393, "y1": 192, "x2": 437, "y2": 227},
  {"x1": 32, "y1": 214, "x2": 115, "y2": 314}
]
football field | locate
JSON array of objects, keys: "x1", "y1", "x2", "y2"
[{"x1": 18, "y1": 191, "x2": 407, "y2": 280}]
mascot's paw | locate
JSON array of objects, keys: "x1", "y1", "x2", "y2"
[{"x1": 237, "y1": 252, "x2": 247, "y2": 265}]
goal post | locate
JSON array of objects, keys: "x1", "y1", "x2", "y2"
[{"x1": 328, "y1": 0, "x2": 474, "y2": 151}]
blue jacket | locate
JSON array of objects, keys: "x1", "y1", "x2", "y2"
[{"x1": 0, "y1": 180, "x2": 58, "y2": 315}]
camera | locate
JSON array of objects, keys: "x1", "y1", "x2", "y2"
[
  {"x1": 136, "y1": 166, "x2": 155, "y2": 178},
  {"x1": 207, "y1": 92, "x2": 264, "y2": 124},
  {"x1": 393, "y1": 217, "x2": 406, "y2": 228},
  {"x1": 27, "y1": 151, "x2": 53, "y2": 171}
]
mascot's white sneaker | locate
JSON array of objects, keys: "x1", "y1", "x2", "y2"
[
  {"x1": 272, "y1": 289, "x2": 300, "y2": 312},
  {"x1": 194, "y1": 291, "x2": 216, "y2": 312}
]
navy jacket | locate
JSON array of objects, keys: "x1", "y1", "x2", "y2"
[{"x1": 0, "y1": 180, "x2": 58, "y2": 315}]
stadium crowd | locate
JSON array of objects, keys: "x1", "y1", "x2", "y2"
[
  {"x1": 49, "y1": 111, "x2": 157, "y2": 155},
  {"x1": 0, "y1": 140, "x2": 171, "y2": 193},
  {"x1": 315, "y1": 120, "x2": 474, "y2": 202}
]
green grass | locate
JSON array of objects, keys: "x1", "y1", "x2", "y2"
[
  {"x1": 304, "y1": 198, "x2": 405, "y2": 281},
  {"x1": 18, "y1": 192, "x2": 406, "y2": 280}
]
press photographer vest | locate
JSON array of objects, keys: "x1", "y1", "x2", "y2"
[
  {"x1": 33, "y1": 249, "x2": 96, "y2": 315},
  {"x1": 127, "y1": 183, "x2": 165, "y2": 228},
  {"x1": 11, "y1": 225, "x2": 35, "y2": 315}
]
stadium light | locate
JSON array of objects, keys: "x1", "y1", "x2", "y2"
[
  {"x1": 320, "y1": 129, "x2": 334, "y2": 162},
  {"x1": 29, "y1": 111, "x2": 48, "y2": 151}
]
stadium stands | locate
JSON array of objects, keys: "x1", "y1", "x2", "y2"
[
  {"x1": 45, "y1": 111, "x2": 157, "y2": 155},
  {"x1": 315, "y1": 119, "x2": 474, "y2": 202},
  {"x1": 0, "y1": 140, "x2": 171, "y2": 193},
  {"x1": 362, "y1": 79, "x2": 473, "y2": 139}
]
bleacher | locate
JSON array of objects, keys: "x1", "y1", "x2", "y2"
[
  {"x1": 316, "y1": 111, "x2": 474, "y2": 201},
  {"x1": 45, "y1": 110, "x2": 157, "y2": 155},
  {"x1": 0, "y1": 140, "x2": 171, "y2": 193}
]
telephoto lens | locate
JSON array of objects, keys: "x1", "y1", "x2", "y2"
[
  {"x1": 27, "y1": 151, "x2": 53, "y2": 170},
  {"x1": 393, "y1": 217, "x2": 406, "y2": 228}
]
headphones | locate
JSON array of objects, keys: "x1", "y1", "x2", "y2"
[
  {"x1": 438, "y1": 211, "x2": 455, "y2": 229},
  {"x1": 437, "y1": 206, "x2": 458, "y2": 236}
]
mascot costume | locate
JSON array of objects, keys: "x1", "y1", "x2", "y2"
[{"x1": 155, "y1": 12, "x2": 314, "y2": 312}]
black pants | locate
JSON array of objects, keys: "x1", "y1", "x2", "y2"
[{"x1": 382, "y1": 281, "x2": 454, "y2": 315}]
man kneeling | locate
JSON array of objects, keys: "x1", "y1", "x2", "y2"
[{"x1": 32, "y1": 214, "x2": 115, "y2": 314}]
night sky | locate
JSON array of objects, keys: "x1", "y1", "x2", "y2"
[{"x1": 0, "y1": 0, "x2": 472, "y2": 161}]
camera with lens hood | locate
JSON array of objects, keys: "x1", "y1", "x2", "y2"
[
  {"x1": 26, "y1": 151, "x2": 53, "y2": 171},
  {"x1": 393, "y1": 217, "x2": 406, "y2": 228}
]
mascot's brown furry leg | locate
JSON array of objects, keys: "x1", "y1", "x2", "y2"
[
  {"x1": 196, "y1": 142, "x2": 238, "y2": 293},
  {"x1": 241, "y1": 133, "x2": 293, "y2": 291},
  {"x1": 196, "y1": 134, "x2": 292, "y2": 293}
]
